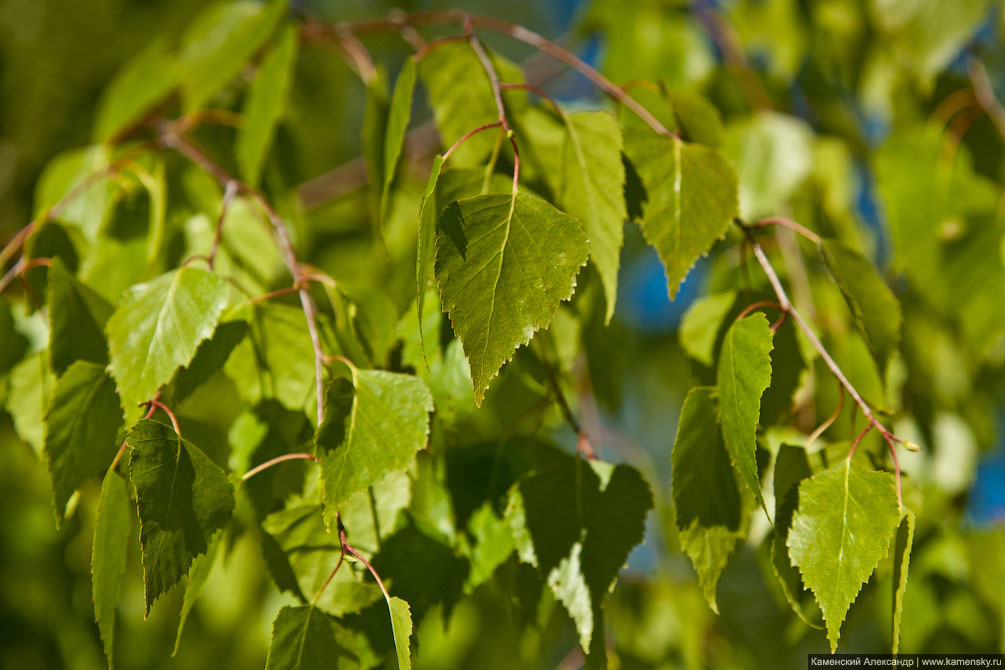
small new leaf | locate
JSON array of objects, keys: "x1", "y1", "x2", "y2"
[
  {"x1": 435, "y1": 191, "x2": 589, "y2": 404},
  {"x1": 128, "y1": 419, "x2": 234, "y2": 614},
  {"x1": 717, "y1": 314, "x2": 773, "y2": 514},
  {"x1": 787, "y1": 460, "x2": 900, "y2": 651}
]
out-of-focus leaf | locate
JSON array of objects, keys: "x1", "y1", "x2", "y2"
[
  {"x1": 93, "y1": 38, "x2": 178, "y2": 142},
  {"x1": 679, "y1": 291, "x2": 736, "y2": 367},
  {"x1": 237, "y1": 24, "x2": 298, "y2": 187},
  {"x1": 47, "y1": 257, "x2": 113, "y2": 375},
  {"x1": 177, "y1": 0, "x2": 286, "y2": 113},
  {"x1": 91, "y1": 471, "x2": 132, "y2": 669}
]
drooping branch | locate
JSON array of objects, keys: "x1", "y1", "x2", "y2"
[
  {"x1": 156, "y1": 123, "x2": 328, "y2": 427},
  {"x1": 305, "y1": 11, "x2": 673, "y2": 137}
]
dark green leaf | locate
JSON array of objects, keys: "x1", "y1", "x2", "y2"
[
  {"x1": 671, "y1": 387, "x2": 742, "y2": 612},
  {"x1": 47, "y1": 257, "x2": 113, "y2": 375},
  {"x1": 265, "y1": 605, "x2": 361, "y2": 670},
  {"x1": 44, "y1": 361, "x2": 122, "y2": 524},
  {"x1": 128, "y1": 419, "x2": 235, "y2": 613}
]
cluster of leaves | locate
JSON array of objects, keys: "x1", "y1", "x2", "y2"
[{"x1": 2, "y1": 0, "x2": 1005, "y2": 668}]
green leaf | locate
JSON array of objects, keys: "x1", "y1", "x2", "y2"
[
  {"x1": 43, "y1": 361, "x2": 123, "y2": 524},
  {"x1": 666, "y1": 89, "x2": 724, "y2": 148},
  {"x1": 418, "y1": 42, "x2": 525, "y2": 166},
  {"x1": 316, "y1": 370, "x2": 433, "y2": 524},
  {"x1": 237, "y1": 23, "x2": 298, "y2": 187},
  {"x1": 463, "y1": 503, "x2": 515, "y2": 591},
  {"x1": 177, "y1": 0, "x2": 286, "y2": 113},
  {"x1": 671, "y1": 387, "x2": 743, "y2": 612},
  {"x1": 506, "y1": 454, "x2": 652, "y2": 651},
  {"x1": 47, "y1": 257, "x2": 113, "y2": 375},
  {"x1": 386, "y1": 597, "x2": 412, "y2": 670},
  {"x1": 821, "y1": 239, "x2": 902, "y2": 373},
  {"x1": 128, "y1": 419, "x2": 235, "y2": 614},
  {"x1": 93, "y1": 38, "x2": 178, "y2": 142},
  {"x1": 716, "y1": 314, "x2": 773, "y2": 514},
  {"x1": 173, "y1": 530, "x2": 223, "y2": 655},
  {"x1": 225, "y1": 303, "x2": 321, "y2": 413},
  {"x1": 679, "y1": 291, "x2": 736, "y2": 367},
  {"x1": 770, "y1": 445, "x2": 820, "y2": 627},
  {"x1": 265, "y1": 605, "x2": 361, "y2": 670},
  {"x1": 381, "y1": 58, "x2": 416, "y2": 225},
  {"x1": 787, "y1": 460, "x2": 900, "y2": 651},
  {"x1": 435, "y1": 191, "x2": 589, "y2": 405},
  {"x1": 892, "y1": 509, "x2": 915, "y2": 654},
  {"x1": 556, "y1": 111, "x2": 626, "y2": 323},
  {"x1": 34, "y1": 145, "x2": 114, "y2": 237},
  {"x1": 724, "y1": 111, "x2": 814, "y2": 220},
  {"x1": 622, "y1": 117, "x2": 738, "y2": 299},
  {"x1": 91, "y1": 471, "x2": 132, "y2": 669},
  {"x1": 107, "y1": 267, "x2": 230, "y2": 411}
]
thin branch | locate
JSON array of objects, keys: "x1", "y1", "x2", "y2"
[
  {"x1": 746, "y1": 233, "x2": 907, "y2": 503},
  {"x1": 311, "y1": 550, "x2": 346, "y2": 606},
  {"x1": 734, "y1": 300, "x2": 786, "y2": 322},
  {"x1": 242, "y1": 453, "x2": 320, "y2": 481},
  {"x1": 343, "y1": 542, "x2": 391, "y2": 602},
  {"x1": 317, "y1": 11, "x2": 673, "y2": 137},
  {"x1": 847, "y1": 423, "x2": 872, "y2": 461},
  {"x1": 208, "y1": 180, "x2": 239, "y2": 270},
  {"x1": 413, "y1": 34, "x2": 468, "y2": 61},
  {"x1": 968, "y1": 59, "x2": 1005, "y2": 143},
  {"x1": 499, "y1": 82, "x2": 565, "y2": 118},
  {"x1": 752, "y1": 216, "x2": 822, "y2": 245},
  {"x1": 157, "y1": 125, "x2": 328, "y2": 427}
]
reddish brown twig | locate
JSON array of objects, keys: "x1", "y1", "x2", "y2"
[{"x1": 242, "y1": 453, "x2": 320, "y2": 481}]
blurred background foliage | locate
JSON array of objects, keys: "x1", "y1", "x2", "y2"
[{"x1": 1, "y1": 0, "x2": 1005, "y2": 668}]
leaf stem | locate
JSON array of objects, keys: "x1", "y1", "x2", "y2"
[
  {"x1": 751, "y1": 217, "x2": 821, "y2": 245},
  {"x1": 207, "y1": 180, "x2": 239, "y2": 271},
  {"x1": 108, "y1": 395, "x2": 160, "y2": 473},
  {"x1": 441, "y1": 121, "x2": 502, "y2": 162},
  {"x1": 804, "y1": 386, "x2": 845, "y2": 450},
  {"x1": 465, "y1": 21, "x2": 520, "y2": 195},
  {"x1": 242, "y1": 453, "x2": 320, "y2": 481}
]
